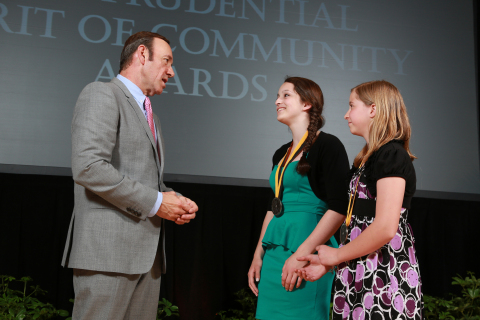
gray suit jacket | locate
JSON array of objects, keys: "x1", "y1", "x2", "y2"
[{"x1": 62, "y1": 77, "x2": 171, "y2": 274}]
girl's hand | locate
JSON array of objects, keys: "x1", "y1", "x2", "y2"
[
  {"x1": 281, "y1": 253, "x2": 307, "y2": 291},
  {"x1": 316, "y1": 245, "x2": 340, "y2": 266},
  {"x1": 296, "y1": 254, "x2": 330, "y2": 282},
  {"x1": 248, "y1": 257, "x2": 263, "y2": 296}
]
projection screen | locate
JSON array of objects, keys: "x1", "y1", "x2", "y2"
[{"x1": 0, "y1": 0, "x2": 479, "y2": 200}]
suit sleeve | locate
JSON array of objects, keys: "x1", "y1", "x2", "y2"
[{"x1": 71, "y1": 82, "x2": 158, "y2": 219}]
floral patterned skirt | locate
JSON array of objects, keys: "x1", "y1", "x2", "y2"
[{"x1": 332, "y1": 212, "x2": 423, "y2": 320}]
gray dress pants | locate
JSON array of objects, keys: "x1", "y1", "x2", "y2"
[{"x1": 72, "y1": 253, "x2": 162, "y2": 320}]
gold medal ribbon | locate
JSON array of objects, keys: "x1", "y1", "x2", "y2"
[
  {"x1": 274, "y1": 131, "x2": 309, "y2": 198},
  {"x1": 345, "y1": 161, "x2": 366, "y2": 227}
]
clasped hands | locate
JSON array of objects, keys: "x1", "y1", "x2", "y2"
[
  {"x1": 281, "y1": 252, "x2": 308, "y2": 291},
  {"x1": 282, "y1": 245, "x2": 339, "y2": 289},
  {"x1": 156, "y1": 191, "x2": 198, "y2": 225}
]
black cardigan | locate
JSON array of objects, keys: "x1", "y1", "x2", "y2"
[{"x1": 268, "y1": 131, "x2": 350, "y2": 215}]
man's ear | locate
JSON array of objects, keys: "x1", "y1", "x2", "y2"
[
  {"x1": 369, "y1": 104, "x2": 376, "y2": 118},
  {"x1": 137, "y1": 45, "x2": 147, "y2": 65}
]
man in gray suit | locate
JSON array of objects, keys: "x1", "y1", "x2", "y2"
[{"x1": 62, "y1": 31, "x2": 198, "y2": 320}]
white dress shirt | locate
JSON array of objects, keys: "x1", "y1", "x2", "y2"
[{"x1": 116, "y1": 74, "x2": 163, "y2": 217}]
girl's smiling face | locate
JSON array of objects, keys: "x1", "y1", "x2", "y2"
[
  {"x1": 275, "y1": 82, "x2": 310, "y2": 125},
  {"x1": 345, "y1": 90, "x2": 376, "y2": 141}
]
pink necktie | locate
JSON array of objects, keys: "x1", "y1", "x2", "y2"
[{"x1": 144, "y1": 97, "x2": 156, "y2": 141}]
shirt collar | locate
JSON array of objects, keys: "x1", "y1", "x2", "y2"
[{"x1": 116, "y1": 74, "x2": 146, "y2": 108}]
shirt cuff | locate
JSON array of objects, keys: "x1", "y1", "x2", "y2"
[{"x1": 148, "y1": 192, "x2": 163, "y2": 217}]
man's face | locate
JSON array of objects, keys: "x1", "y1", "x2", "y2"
[{"x1": 143, "y1": 38, "x2": 174, "y2": 96}]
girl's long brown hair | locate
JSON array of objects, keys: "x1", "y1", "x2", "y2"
[
  {"x1": 352, "y1": 80, "x2": 416, "y2": 167},
  {"x1": 284, "y1": 77, "x2": 325, "y2": 175}
]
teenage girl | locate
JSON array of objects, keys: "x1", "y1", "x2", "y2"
[
  {"x1": 249, "y1": 77, "x2": 350, "y2": 320},
  {"x1": 297, "y1": 80, "x2": 423, "y2": 320}
]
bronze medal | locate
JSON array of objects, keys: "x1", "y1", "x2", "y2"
[{"x1": 272, "y1": 197, "x2": 283, "y2": 216}]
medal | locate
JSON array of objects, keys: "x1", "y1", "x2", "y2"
[
  {"x1": 272, "y1": 131, "x2": 308, "y2": 217},
  {"x1": 271, "y1": 197, "x2": 283, "y2": 216},
  {"x1": 342, "y1": 164, "x2": 365, "y2": 244}
]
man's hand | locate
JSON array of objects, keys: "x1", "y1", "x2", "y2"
[
  {"x1": 174, "y1": 196, "x2": 198, "y2": 225},
  {"x1": 156, "y1": 191, "x2": 190, "y2": 221}
]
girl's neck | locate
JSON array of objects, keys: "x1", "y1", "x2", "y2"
[
  {"x1": 289, "y1": 120, "x2": 309, "y2": 148},
  {"x1": 363, "y1": 131, "x2": 369, "y2": 145}
]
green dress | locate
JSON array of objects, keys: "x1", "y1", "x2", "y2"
[{"x1": 256, "y1": 162, "x2": 338, "y2": 320}]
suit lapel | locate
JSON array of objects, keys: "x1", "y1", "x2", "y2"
[{"x1": 111, "y1": 78, "x2": 162, "y2": 172}]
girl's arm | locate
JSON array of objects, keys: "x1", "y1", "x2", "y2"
[
  {"x1": 281, "y1": 209, "x2": 345, "y2": 291},
  {"x1": 315, "y1": 177, "x2": 405, "y2": 267},
  {"x1": 297, "y1": 209, "x2": 346, "y2": 255},
  {"x1": 248, "y1": 210, "x2": 274, "y2": 296}
]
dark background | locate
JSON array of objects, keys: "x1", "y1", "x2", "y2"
[{"x1": 1, "y1": 2, "x2": 479, "y2": 320}]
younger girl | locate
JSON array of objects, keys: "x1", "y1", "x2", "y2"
[{"x1": 297, "y1": 80, "x2": 423, "y2": 320}]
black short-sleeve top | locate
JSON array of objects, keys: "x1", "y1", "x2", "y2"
[
  {"x1": 349, "y1": 140, "x2": 416, "y2": 211},
  {"x1": 268, "y1": 131, "x2": 350, "y2": 215}
]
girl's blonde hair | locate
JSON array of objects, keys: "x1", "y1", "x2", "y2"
[{"x1": 352, "y1": 80, "x2": 416, "y2": 167}]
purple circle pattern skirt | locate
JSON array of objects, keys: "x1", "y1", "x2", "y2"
[{"x1": 332, "y1": 211, "x2": 423, "y2": 320}]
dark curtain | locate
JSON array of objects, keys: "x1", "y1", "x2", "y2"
[
  {"x1": 0, "y1": 173, "x2": 75, "y2": 313},
  {"x1": 1, "y1": 172, "x2": 480, "y2": 320},
  {"x1": 160, "y1": 181, "x2": 269, "y2": 319}
]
